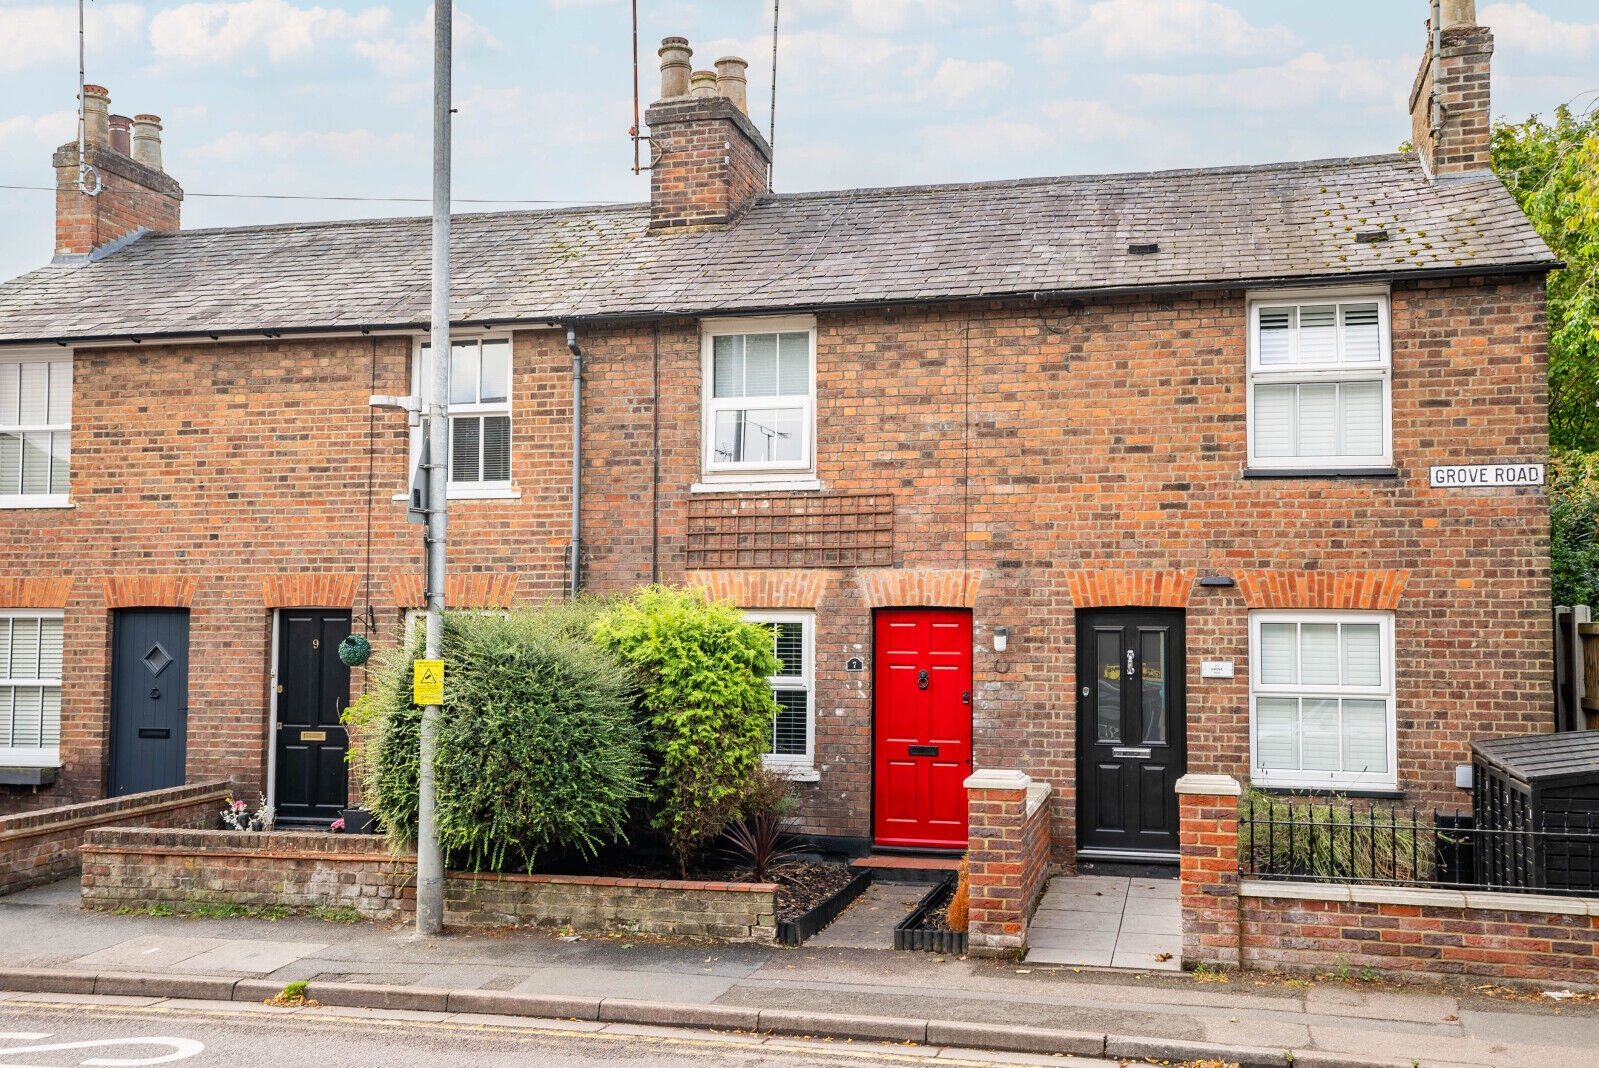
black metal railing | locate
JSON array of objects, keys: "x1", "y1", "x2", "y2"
[{"x1": 1239, "y1": 797, "x2": 1599, "y2": 896}]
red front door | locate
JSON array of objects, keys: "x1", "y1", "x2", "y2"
[{"x1": 873, "y1": 608, "x2": 973, "y2": 849}]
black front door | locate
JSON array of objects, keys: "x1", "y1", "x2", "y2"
[
  {"x1": 275, "y1": 610, "x2": 352, "y2": 825},
  {"x1": 109, "y1": 609, "x2": 190, "y2": 797},
  {"x1": 1077, "y1": 608, "x2": 1186, "y2": 859}
]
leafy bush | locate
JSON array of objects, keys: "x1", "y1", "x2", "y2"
[
  {"x1": 348, "y1": 603, "x2": 645, "y2": 872},
  {"x1": 723, "y1": 767, "x2": 801, "y2": 882},
  {"x1": 593, "y1": 586, "x2": 778, "y2": 876},
  {"x1": 1239, "y1": 788, "x2": 1434, "y2": 883},
  {"x1": 1550, "y1": 450, "x2": 1599, "y2": 607}
]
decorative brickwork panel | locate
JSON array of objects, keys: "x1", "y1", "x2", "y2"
[
  {"x1": 0, "y1": 577, "x2": 73, "y2": 608},
  {"x1": 103, "y1": 576, "x2": 197, "y2": 608},
  {"x1": 687, "y1": 494, "x2": 892, "y2": 570},
  {"x1": 389, "y1": 573, "x2": 521, "y2": 610},
  {"x1": 858, "y1": 568, "x2": 982, "y2": 609},
  {"x1": 1062, "y1": 569, "x2": 1196, "y2": 609},
  {"x1": 685, "y1": 569, "x2": 831, "y2": 609},
  {"x1": 1235, "y1": 570, "x2": 1410, "y2": 611},
  {"x1": 261, "y1": 573, "x2": 359, "y2": 608}
]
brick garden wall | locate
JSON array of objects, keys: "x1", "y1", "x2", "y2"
[
  {"x1": 3, "y1": 274, "x2": 1553, "y2": 866},
  {"x1": 80, "y1": 828, "x2": 778, "y2": 940},
  {"x1": 966, "y1": 771, "x2": 1052, "y2": 956},
  {"x1": 0, "y1": 780, "x2": 228, "y2": 896}
]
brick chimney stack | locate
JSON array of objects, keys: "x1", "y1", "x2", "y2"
[
  {"x1": 53, "y1": 86, "x2": 183, "y2": 262},
  {"x1": 644, "y1": 36, "x2": 771, "y2": 232},
  {"x1": 1409, "y1": 0, "x2": 1494, "y2": 178}
]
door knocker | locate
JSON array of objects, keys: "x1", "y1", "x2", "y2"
[
  {"x1": 1125, "y1": 649, "x2": 1136, "y2": 677},
  {"x1": 917, "y1": 669, "x2": 929, "y2": 690}
]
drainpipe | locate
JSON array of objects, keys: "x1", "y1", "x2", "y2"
[{"x1": 566, "y1": 326, "x2": 583, "y2": 599}]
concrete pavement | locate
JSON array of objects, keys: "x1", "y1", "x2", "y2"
[{"x1": 4, "y1": 877, "x2": 1598, "y2": 1067}]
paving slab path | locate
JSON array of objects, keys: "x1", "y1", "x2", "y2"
[
  {"x1": 4, "y1": 877, "x2": 1598, "y2": 1067},
  {"x1": 1026, "y1": 874, "x2": 1181, "y2": 970}
]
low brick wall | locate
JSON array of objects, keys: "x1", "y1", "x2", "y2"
[
  {"x1": 966, "y1": 769, "x2": 1053, "y2": 956},
  {"x1": 80, "y1": 829, "x2": 779, "y2": 940},
  {"x1": 1178, "y1": 773, "x2": 1599, "y2": 985},
  {"x1": 0, "y1": 780, "x2": 230, "y2": 896},
  {"x1": 1240, "y1": 882, "x2": 1599, "y2": 984}
]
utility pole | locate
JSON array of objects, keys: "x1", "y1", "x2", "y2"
[{"x1": 416, "y1": 0, "x2": 451, "y2": 938}]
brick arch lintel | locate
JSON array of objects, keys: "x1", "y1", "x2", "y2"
[
  {"x1": 263, "y1": 573, "x2": 360, "y2": 609},
  {"x1": 103, "y1": 575, "x2": 197, "y2": 608},
  {"x1": 1063, "y1": 569, "x2": 1197, "y2": 609},
  {"x1": 1235, "y1": 569, "x2": 1411, "y2": 611},
  {"x1": 0, "y1": 576, "x2": 75, "y2": 609},
  {"x1": 388, "y1": 573, "x2": 521, "y2": 610},
  {"x1": 685, "y1": 570, "x2": 831, "y2": 610},
  {"x1": 857, "y1": 568, "x2": 983, "y2": 609}
]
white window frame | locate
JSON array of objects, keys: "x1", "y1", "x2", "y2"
[
  {"x1": 1245, "y1": 288, "x2": 1392, "y2": 471},
  {"x1": 700, "y1": 315, "x2": 817, "y2": 484},
  {"x1": 1248, "y1": 609, "x2": 1398, "y2": 791},
  {"x1": 411, "y1": 334, "x2": 517, "y2": 500},
  {"x1": 0, "y1": 349, "x2": 72, "y2": 509},
  {"x1": 0, "y1": 609, "x2": 64, "y2": 768},
  {"x1": 746, "y1": 610, "x2": 816, "y2": 774}
]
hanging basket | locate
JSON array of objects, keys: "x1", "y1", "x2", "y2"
[{"x1": 337, "y1": 634, "x2": 372, "y2": 667}]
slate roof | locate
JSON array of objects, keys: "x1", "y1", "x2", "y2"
[{"x1": 0, "y1": 152, "x2": 1557, "y2": 344}]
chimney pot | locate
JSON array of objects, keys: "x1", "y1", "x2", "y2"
[
  {"x1": 1439, "y1": 0, "x2": 1476, "y2": 29},
  {"x1": 690, "y1": 70, "x2": 718, "y2": 99},
  {"x1": 109, "y1": 115, "x2": 132, "y2": 156},
  {"x1": 131, "y1": 114, "x2": 164, "y2": 172},
  {"x1": 82, "y1": 85, "x2": 110, "y2": 147},
  {"x1": 658, "y1": 36, "x2": 692, "y2": 99},
  {"x1": 715, "y1": 57, "x2": 749, "y2": 115}
]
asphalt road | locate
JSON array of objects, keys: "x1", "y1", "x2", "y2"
[{"x1": 0, "y1": 999, "x2": 1094, "y2": 1068}]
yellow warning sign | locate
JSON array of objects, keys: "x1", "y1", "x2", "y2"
[{"x1": 413, "y1": 660, "x2": 444, "y2": 705}]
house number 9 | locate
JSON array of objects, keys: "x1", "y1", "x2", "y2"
[{"x1": 312, "y1": 638, "x2": 319, "y2": 649}]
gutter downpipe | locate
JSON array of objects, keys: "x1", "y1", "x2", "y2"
[{"x1": 566, "y1": 326, "x2": 582, "y2": 599}]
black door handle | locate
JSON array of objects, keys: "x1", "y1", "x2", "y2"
[{"x1": 917, "y1": 670, "x2": 929, "y2": 689}]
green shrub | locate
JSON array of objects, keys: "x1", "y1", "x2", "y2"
[
  {"x1": 1550, "y1": 449, "x2": 1599, "y2": 607},
  {"x1": 592, "y1": 586, "x2": 778, "y2": 876},
  {"x1": 348, "y1": 603, "x2": 644, "y2": 872}
]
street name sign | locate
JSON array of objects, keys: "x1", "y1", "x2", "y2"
[{"x1": 1428, "y1": 463, "x2": 1544, "y2": 489}]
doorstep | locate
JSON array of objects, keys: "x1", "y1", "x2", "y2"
[{"x1": 849, "y1": 854, "x2": 963, "y2": 884}]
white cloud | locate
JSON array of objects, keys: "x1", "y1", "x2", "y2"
[
  {"x1": 919, "y1": 58, "x2": 1011, "y2": 104},
  {"x1": 835, "y1": 0, "x2": 965, "y2": 34},
  {"x1": 0, "y1": 110, "x2": 77, "y2": 149},
  {"x1": 700, "y1": 28, "x2": 940, "y2": 109},
  {"x1": 1481, "y1": 3, "x2": 1599, "y2": 57},
  {"x1": 1039, "y1": 98, "x2": 1151, "y2": 140},
  {"x1": 1130, "y1": 52, "x2": 1410, "y2": 111},
  {"x1": 0, "y1": 3, "x2": 147, "y2": 73},
  {"x1": 147, "y1": 2, "x2": 500, "y2": 75},
  {"x1": 919, "y1": 118, "x2": 1050, "y2": 156},
  {"x1": 1035, "y1": 0, "x2": 1294, "y2": 61},
  {"x1": 188, "y1": 127, "x2": 419, "y2": 164}
]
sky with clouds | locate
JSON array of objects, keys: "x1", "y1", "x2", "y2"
[{"x1": 0, "y1": 0, "x2": 1595, "y2": 282}]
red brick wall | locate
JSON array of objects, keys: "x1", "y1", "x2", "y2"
[
  {"x1": 53, "y1": 143, "x2": 182, "y2": 257},
  {"x1": 1409, "y1": 26, "x2": 1494, "y2": 177},
  {"x1": 2, "y1": 274, "x2": 1552, "y2": 864},
  {"x1": 644, "y1": 97, "x2": 770, "y2": 230},
  {"x1": 1178, "y1": 780, "x2": 1243, "y2": 968},
  {"x1": 0, "y1": 780, "x2": 227, "y2": 895},
  {"x1": 80, "y1": 828, "x2": 777, "y2": 938},
  {"x1": 966, "y1": 774, "x2": 1051, "y2": 955}
]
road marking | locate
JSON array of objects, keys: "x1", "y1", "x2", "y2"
[
  {"x1": 0, "y1": 1033, "x2": 204, "y2": 1067},
  {"x1": 0, "y1": 999, "x2": 1065, "y2": 1067}
]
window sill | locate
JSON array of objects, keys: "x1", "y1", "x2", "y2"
[
  {"x1": 1250, "y1": 781, "x2": 1401, "y2": 799},
  {"x1": 0, "y1": 495, "x2": 73, "y2": 510},
  {"x1": 763, "y1": 761, "x2": 820, "y2": 782},
  {"x1": 1243, "y1": 467, "x2": 1398, "y2": 480},
  {"x1": 692, "y1": 479, "x2": 823, "y2": 495},
  {"x1": 391, "y1": 486, "x2": 523, "y2": 503}
]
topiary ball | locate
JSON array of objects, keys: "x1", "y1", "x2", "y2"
[{"x1": 337, "y1": 634, "x2": 372, "y2": 666}]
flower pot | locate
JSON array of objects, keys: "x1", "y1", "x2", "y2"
[
  {"x1": 249, "y1": 819, "x2": 263, "y2": 831},
  {"x1": 341, "y1": 807, "x2": 378, "y2": 835}
]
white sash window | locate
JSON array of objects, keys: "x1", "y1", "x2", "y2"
[
  {"x1": 747, "y1": 610, "x2": 815, "y2": 772},
  {"x1": 0, "y1": 611, "x2": 64, "y2": 768},
  {"x1": 0, "y1": 354, "x2": 71, "y2": 508},
  {"x1": 702, "y1": 317, "x2": 816, "y2": 482}
]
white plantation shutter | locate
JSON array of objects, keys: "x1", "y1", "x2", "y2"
[
  {"x1": 1252, "y1": 614, "x2": 1394, "y2": 787},
  {"x1": 0, "y1": 612, "x2": 62, "y2": 763},
  {"x1": 744, "y1": 334, "x2": 779, "y2": 395},
  {"x1": 1250, "y1": 295, "x2": 1389, "y2": 467},
  {"x1": 0, "y1": 356, "x2": 71, "y2": 500}
]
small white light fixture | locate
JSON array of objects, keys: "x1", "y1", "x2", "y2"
[{"x1": 993, "y1": 626, "x2": 1008, "y2": 653}]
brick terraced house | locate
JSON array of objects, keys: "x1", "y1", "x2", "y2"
[{"x1": 0, "y1": 4, "x2": 1560, "y2": 866}]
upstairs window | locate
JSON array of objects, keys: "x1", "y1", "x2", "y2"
[
  {"x1": 1248, "y1": 293, "x2": 1390, "y2": 470},
  {"x1": 748, "y1": 611, "x2": 814, "y2": 769},
  {"x1": 0, "y1": 355, "x2": 71, "y2": 506},
  {"x1": 0, "y1": 611, "x2": 63, "y2": 768},
  {"x1": 702, "y1": 317, "x2": 815, "y2": 480},
  {"x1": 417, "y1": 337, "x2": 512, "y2": 493},
  {"x1": 1250, "y1": 611, "x2": 1395, "y2": 790}
]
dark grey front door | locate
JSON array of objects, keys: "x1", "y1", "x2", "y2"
[
  {"x1": 274, "y1": 610, "x2": 352, "y2": 825},
  {"x1": 1077, "y1": 608, "x2": 1186, "y2": 860},
  {"x1": 109, "y1": 609, "x2": 189, "y2": 797}
]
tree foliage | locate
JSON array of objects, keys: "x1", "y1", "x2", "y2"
[
  {"x1": 592, "y1": 586, "x2": 778, "y2": 876},
  {"x1": 348, "y1": 604, "x2": 645, "y2": 872},
  {"x1": 1492, "y1": 104, "x2": 1599, "y2": 451},
  {"x1": 1550, "y1": 450, "x2": 1599, "y2": 607}
]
